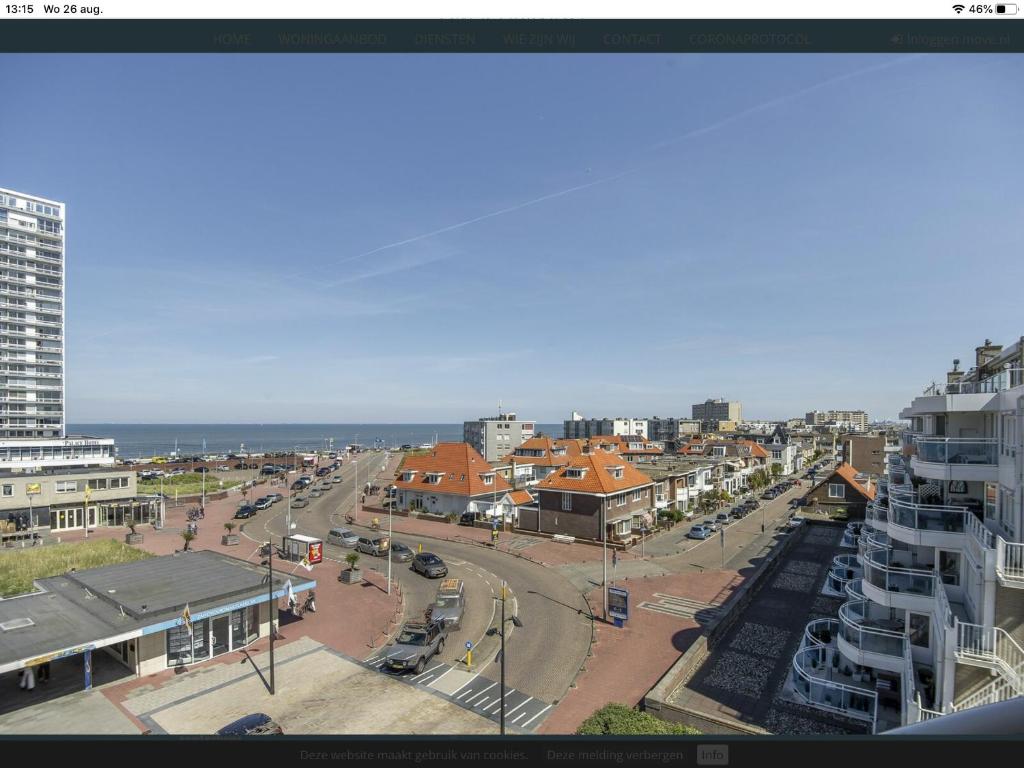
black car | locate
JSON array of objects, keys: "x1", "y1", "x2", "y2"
[
  {"x1": 194, "y1": 466, "x2": 210, "y2": 473},
  {"x1": 315, "y1": 467, "x2": 331, "y2": 477},
  {"x1": 290, "y1": 480, "x2": 305, "y2": 491},
  {"x1": 234, "y1": 505, "x2": 257, "y2": 519},
  {"x1": 216, "y1": 713, "x2": 284, "y2": 735},
  {"x1": 458, "y1": 511, "x2": 477, "y2": 526}
]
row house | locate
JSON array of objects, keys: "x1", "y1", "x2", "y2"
[
  {"x1": 494, "y1": 436, "x2": 583, "y2": 485},
  {"x1": 585, "y1": 435, "x2": 663, "y2": 463},
  {"x1": 394, "y1": 443, "x2": 512, "y2": 516},
  {"x1": 519, "y1": 449, "x2": 656, "y2": 543}
]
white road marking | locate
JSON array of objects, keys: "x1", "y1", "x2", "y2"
[
  {"x1": 452, "y1": 673, "x2": 480, "y2": 697},
  {"x1": 504, "y1": 697, "x2": 533, "y2": 718},
  {"x1": 464, "y1": 682, "x2": 499, "y2": 704},
  {"x1": 520, "y1": 703, "x2": 552, "y2": 729},
  {"x1": 509, "y1": 711, "x2": 528, "y2": 724},
  {"x1": 411, "y1": 663, "x2": 444, "y2": 682},
  {"x1": 430, "y1": 666, "x2": 455, "y2": 686}
]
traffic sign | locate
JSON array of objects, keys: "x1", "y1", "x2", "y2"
[{"x1": 465, "y1": 641, "x2": 473, "y2": 649}]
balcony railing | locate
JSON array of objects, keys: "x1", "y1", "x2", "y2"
[
  {"x1": 955, "y1": 621, "x2": 1024, "y2": 695},
  {"x1": 846, "y1": 578, "x2": 866, "y2": 601},
  {"x1": 864, "y1": 548, "x2": 936, "y2": 598},
  {"x1": 914, "y1": 438, "x2": 998, "y2": 466},
  {"x1": 839, "y1": 600, "x2": 907, "y2": 659},
  {"x1": 996, "y1": 537, "x2": 1024, "y2": 587},
  {"x1": 791, "y1": 618, "x2": 878, "y2": 726},
  {"x1": 889, "y1": 497, "x2": 971, "y2": 535},
  {"x1": 943, "y1": 370, "x2": 1023, "y2": 395}
]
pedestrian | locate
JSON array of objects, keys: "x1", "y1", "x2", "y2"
[
  {"x1": 19, "y1": 666, "x2": 35, "y2": 691},
  {"x1": 38, "y1": 662, "x2": 50, "y2": 683}
]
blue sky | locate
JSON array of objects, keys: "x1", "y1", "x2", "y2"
[{"x1": 2, "y1": 53, "x2": 1022, "y2": 423}]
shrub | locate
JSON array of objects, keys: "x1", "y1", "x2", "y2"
[
  {"x1": 223, "y1": 522, "x2": 236, "y2": 534},
  {"x1": 345, "y1": 552, "x2": 361, "y2": 571},
  {"x1": 575, "y1": 703, "x2": 700, "y2": 735}
]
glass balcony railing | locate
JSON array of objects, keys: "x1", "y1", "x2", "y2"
[
  {"x1": 864, "y1": 549, "x2": 936, "y2": 598},
  {"x1": 889, "y1": 497, "x2": 971, "y2": 534},
  {"x1": 792, "y1": 618, "x2": 878, "y2": 724},
  {"x1": 839, "y1": 600, "x2": 907, "y2": 659},
  {"x1": 914, "y1": 438, "x2": 998, "y2": 466}
]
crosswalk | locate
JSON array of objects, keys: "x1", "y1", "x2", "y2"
[
  {"x1": 504, "y1": 537, "x2": 543, "y2": 552},
  {"x1": 637, "y1": 593, "x2": 722, "y2": 622},
  {"x1": 361, "y1": 653, "x2": 552, "y2": 732}
]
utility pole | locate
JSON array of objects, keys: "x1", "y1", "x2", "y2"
[
  {"x1": 602, "y1": 501, "x2": 608, "y2": 620},
  {"x1": 266, "y1": 538, "x2": 276, "y2": 695},
  {"x1": 387, "y1": 497, "x2": 393, "y2": 595},
  {"x1": 500, "y1": 580, "x2": 507, "y2": 735}
]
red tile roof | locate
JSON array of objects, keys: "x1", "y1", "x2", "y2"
[
  {"x1": 814, "y1": 462, "x2": 876, "y2": 501},
  {"x1": 508, "y1": 490, "x2": 534, "y2": 506},
  {"x1": 737, "y1": 440, "x2": 770, "y2": 459},
  {"x1": 395, "y1": 443, "x2": 512, "y2": 497},
  {"x1": 508, "y1": 436, "x2": 579, "y2": 467},
  {"x1": 536, "y1": 450, "x2": 654, "y2": 494}
]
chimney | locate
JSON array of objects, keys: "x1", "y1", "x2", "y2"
[
  {"x1": 976, "y1": 339, "x2": 1002, "y2": 370},
  {"x1": 946, "y1": 358, "x2": 964, "y2": 387}
]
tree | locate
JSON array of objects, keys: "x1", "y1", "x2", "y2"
[
  {"x1": 345, "y1": 552, "x2": 361, "y2": 571},
  {"x1": 181, "y1": 530, "x2": 196, "y2": 551},
  {"x1": 223, "y1": 522, "x2": 236, "y2": 535},
  {"x1": 771, "y1": 463, "x2": 783, "y2": 479},
  {"x1": 576, "y1": 703, "x2": 700, "y2": 735}
]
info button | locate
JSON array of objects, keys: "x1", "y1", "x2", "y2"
[{"x1": 697, "y1": 745, "x2": 729, "y2": 766}]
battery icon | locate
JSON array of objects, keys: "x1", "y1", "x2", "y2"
[{"x1": 996, "y1": 3, "x2": 1018, "y2": 12}]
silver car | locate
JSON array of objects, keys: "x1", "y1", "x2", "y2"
[
  {"x1": 327, "y1": 528, "x2": 359, "y2": 547},
  {"x1": 429, "y1": 579, "x2": 465, "y2": 630},
  {"x1": 383, "y1": 621, "x2": 446, "y2": 674}
]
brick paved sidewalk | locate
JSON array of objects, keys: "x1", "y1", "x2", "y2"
[{"x1": 538, "y1": 569, "x2": 742, "y2": 734}]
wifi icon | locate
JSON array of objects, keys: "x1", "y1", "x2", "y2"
[{"x1": 953, "y1": 3, "x2": 965, "y2": 11}]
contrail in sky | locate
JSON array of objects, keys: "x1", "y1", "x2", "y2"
[{"x1": 320, "y1": 55, "x2": 924, "y2": 272}]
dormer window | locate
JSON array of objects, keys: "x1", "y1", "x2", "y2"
[
  {"x1": 565, "y1": 468, "x2": 586, "y2": 479},
  {"x1": 552, "y1": 448, "x2": 566, "y2": 456},
  {"x1": 482, "y1": 473, "x2": 494, "y2": 485},
  {"x1": 425, "y1": 472, "x2": 444, "y2": 484},
  {"x1": 606, "y1": 466, "x2": 624, "y2": 480},
  {"x1": 402, "y1": 471, "x2": 417, "y2": 482}
]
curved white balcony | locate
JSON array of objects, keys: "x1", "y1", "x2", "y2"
[
  {"x1": 866, "y1": 499, "x2": 889, "y2": 532},
  {"x1": 838, "y1": 600, "x2": 907, "y2": 673},
  {"x1": 887, "y1": 497, "x2": 972, "y2": 548},
  {"x1": 862, "y1": 548, "x2": 936, "y2": 612},
  {"x1": 791, "y1": 618, "x2": 878, "y2": 725},
  {"x1": 841, "y1": 522, "x2": 864, "y2": 549},
  {"x1": 911, "y1": 438, "x2": 999, "y2": 483},
  {"x1": 826, "y1": 554, "x2": 862, "y2": 596},
  {"x1": 857, "y1": 529, "x2": 890, "y2": 566},
  {"x1": 846, "y1": 578, "x2": 866, "y2": 601}
]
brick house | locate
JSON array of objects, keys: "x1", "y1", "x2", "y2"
[
  {"x1": 519, "y1": 449, "x2": 655, "y2": 543},
  {"x1": 804, "y1": 462, "x2": 876, "y2": 519}
]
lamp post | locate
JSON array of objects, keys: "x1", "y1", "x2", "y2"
[
  {"x1": 486, "y1": 581, "x2": 523, "y2": 736},
  {"x1": 602, "y1": 500, "x2": 608, "y2": 620},
  {"x1": 261, "y1": 538, "x2": 278, "y2": 696},
  {"x1": 387, "y1": 494, "x2": 393, "y2": 595}
]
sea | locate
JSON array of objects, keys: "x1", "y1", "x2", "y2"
[{"x1": 67, "y1": 424, "x2": 564, "y2": 459}]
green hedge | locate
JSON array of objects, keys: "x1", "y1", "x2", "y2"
[{"x1": 576, "y1": 703, "x2": 700, "y2": 735}]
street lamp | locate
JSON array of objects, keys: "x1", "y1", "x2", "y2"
[
  {"x1": 485, "y1": 581, "x2": 524, "y2": 736},
  {"x1": 259, "y1": 539, "x2": 281, "y2": 696}
]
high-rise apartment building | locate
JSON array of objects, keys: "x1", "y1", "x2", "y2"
[
  {"x1": 805, "y1": 409, "x2": 869, "y2": 432},
  {"x1": 463, "y1": 413, "x2": 534, "y2": 462},
  {"x1": 0, "y1": 188, "x2": 114, "y2": 471},
  {"x1": 691, "y1": 398, "x2": 742, "y2": 425},
  {"x1": 791, "y1": 336, "x2": 1024, "y2": 732}
]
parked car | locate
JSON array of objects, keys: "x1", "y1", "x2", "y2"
[
  {"x1": 703, "y1": 519, "x2": 720, "y2": 532},
  {"x1": 318, "y1": 480, "x2": 332, "y2": 491},
  {"x1": 315, "y1": 467, "x2": 331, "y2": 477},
  {"x1": 254, "y1": 497, "x2": 272, "y2": 510},
  {"x1": 327, "y1": 528, "x2": 359, "y2": 547},
  {"x1": 458, "y1": 511, "x2": 477, "y2": 526},
  {"x1": 290, "y1": 480, "x2": 305, "y2": 491},
  {"x1": 788, "y1": 515, "x2": 806, "y2": 528},
  {"x1": 715, "y1": 512, "x2": 732, "y2": 526},
  {"x1": 299, "y1": 476, "x2": 313, "y2": 487},
  {"x1": 687, "y1": 524, "x2": 711, "y2": 540},
  {"x1": 216, "y1": 713, "x2": 284, "y2": 736},
  {"x1": 355, "y1": 536, "x2": 390, "y2": 556},
  {"x1": 309, "y1": 488, "x2": 323, "y2": 498},
  {"x1": 383, "y1": 620, "x2": 447, "y2": 674},
  {"x1": 217, "y1": 465, "x2": 230, "y2": 472},
  {"x1": 411, "y1": 552, "x2": 448, "y2": 578},
  {"x1": 234, "y1": 505, "x2": 257, "y2": 519},
  {"x1": 267, "y1": 493, "x2": 283, "y2": 504},
  {"x1": 390, "y1": 541, "x2": 414, "y2": 562},
  {"x1": 331, "y1": 475, "x2": 343, "y2": 484},
  {"x1": 194, "y1": 466, "x2": 210, "y2": 473},
  {"x1": 291, "y1": 495, "x2": 309, "y2": 508}
]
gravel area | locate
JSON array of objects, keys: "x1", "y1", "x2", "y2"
[
  {"x1": 728, "y1": 622, "x2": 792, "y2": 659},
  {"x1": 764, "y1": 707, "x2": 863, "y2": 735},
  {"x1": 770, "y1": 571, "x2": 816, "y2": 593},
  {"x1": 803, "y1": 528, "x2": 842, "y2": 545},
  {"x1": 702, "y1": 650, "x2": 773, "y2": 698},
  {"x1": 782, "y1": 560, "x2": 821, "y2": 577}
]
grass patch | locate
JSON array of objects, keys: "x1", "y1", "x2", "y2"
[
  {"x1": 138, "y1": 473, "x2": 243, "y2": 497},
  {"x1": 576, "y1": 703, "x2": 701, "y2": 735},
  {"x1": 0, "y1": 539, "x2": 153, "y2": 598}
]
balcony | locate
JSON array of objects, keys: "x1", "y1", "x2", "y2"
[
  {"x1": 838, "y1": 600, "x2": 907, "y2": 673},
  {"x1": 911, "y1": 438, "x2": 999, "y2": 483},
  {"x1": 790, "y1": 619, "x2": 879, "y2": 727},
  {"x1": 955, "y1": 621, "x2": 1024, "y2": 695},
  {"x1": 862, "y1": 548, "x2": 936, "y2": 611},
  {"x1": 858, "y1": 529, "x2": 890, "y2": 565},
  {"x1": 841, "y1": 522, "x2": 864, "y2": 549},
  {"x1": 826, "y1": 554, "x2": 863, "y2": 596},
  {"x1": 887, "y1": 497, "x2": 974, "y2": 547},
  {"x1": 996, "y1": 538, "x2": 1024, "y2": 589}
]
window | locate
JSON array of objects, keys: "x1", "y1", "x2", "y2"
[
  {"x1": 87, "y1": 478, "x2": 108, "y2": 490},
  {"x1": 55, "y1": 480, "x2": 78, "y2": 493},
  {"x1": 633, "y1": 489, "x2": 643, "y2": 502},
  {"x1": 482, "y1": 474, "x2": 493, "y2": 485},
  {"x1": 617, "y1": 494, "x2": 626, "y2": 507},
  {"x1": 1, "y1": 484, "x2": 10, "y2": 497},
  {"x1": 828, "y1": 484, "x2": 845, "y2": 499},
  {"x1": 909, "y1": 613, "x2": 930, "y2": 648},
  {"x1": 561, "y1": 493, "x2": 572, "y2": 511},
  {"x1": 565, "y1": 468, "x2": 584, "y2": 479},
  {"x1": 939, "y1": 550, "x2": 960, "y2": 586}
]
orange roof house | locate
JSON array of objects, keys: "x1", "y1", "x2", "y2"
[
  {"x1": 537, "y1": 449, "x2": 654, "y2": 495},
  {"x1": 395, "y1": 443, "x2": 512, "y2": 498}
]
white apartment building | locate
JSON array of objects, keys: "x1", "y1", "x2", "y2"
[
  {"x1": 463, "y1": 413, "x2": 535, "y2": 462},
  {"x1": 562, "y1": 414, "x2": 648, "y2": 439},
  {"x1": 0, "y1": 188, "x2": 116, "y2": 472},
  {"x1": 806, "y1": 409, "x2": 870, "y2": 432},
  {"x1": 791, "y1": 337, "x2": 1024, "y2": 732}
]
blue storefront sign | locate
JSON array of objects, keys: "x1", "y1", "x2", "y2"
[{"x1": 608, "y1": 586, "x2": 629, "y2": 627}]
